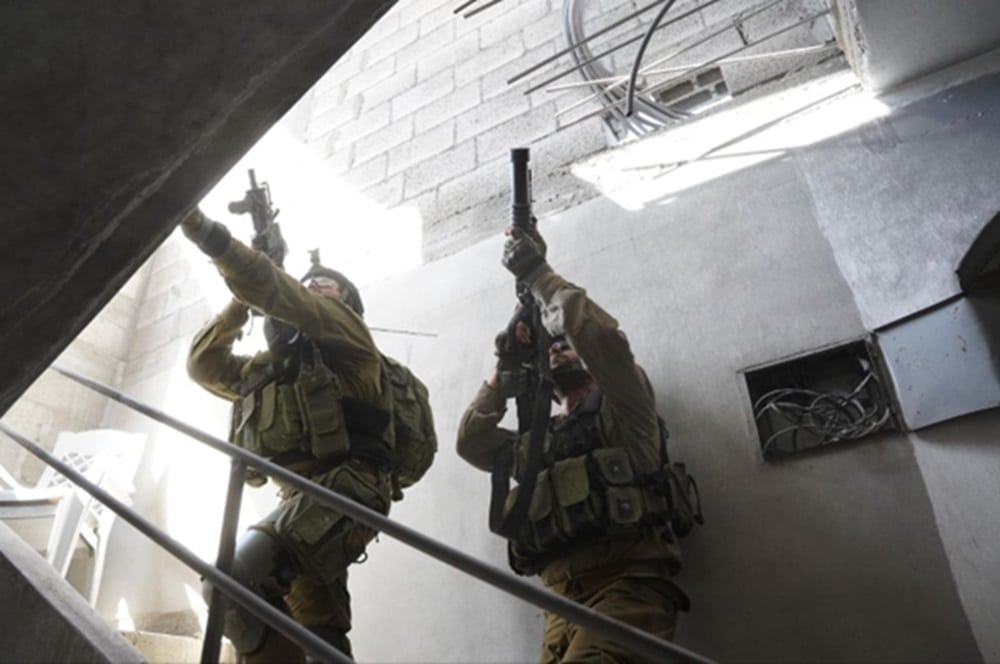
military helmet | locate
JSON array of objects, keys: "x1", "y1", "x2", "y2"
[{"x1": 300, "y1": 250, "x2": 364, "y2": 317}]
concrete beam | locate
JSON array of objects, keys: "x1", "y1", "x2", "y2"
[{"x1": 0, "y1": 1, "x2": 396, "y2": 416}]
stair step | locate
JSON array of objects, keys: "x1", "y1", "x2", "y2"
[{"x1": 120, "y1": 630, "x2": 235, "y2": 664}]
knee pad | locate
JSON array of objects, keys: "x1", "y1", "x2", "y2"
[{"x1": 202, "y1": 527, "x2": 297, "y2": 654}]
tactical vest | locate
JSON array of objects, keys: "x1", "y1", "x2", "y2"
[
  {"x1": 228, "y1": 336, "x2": 391, "y2": 475},
  {"x1": 503, "y1": 391, "x2": 697, "y2": 576}
]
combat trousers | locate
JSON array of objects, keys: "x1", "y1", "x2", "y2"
[
  {"x1": 540, "y1": 566, "x2": 685, "y2": 664},
  {"x1": 247, "y1": 459, "x2": 391, "y2": 662}
]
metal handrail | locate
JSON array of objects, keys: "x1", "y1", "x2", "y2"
[
  {"x1": 5, "y1": 363, "x2": 716, "y2": 664},
  {"x1": 0, "y1": 420, "x2": 351, "y2": 664}
]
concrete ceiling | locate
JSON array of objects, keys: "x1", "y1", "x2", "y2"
[
  {"x1": 0, "y1": 1, "x2": 396, "y2": 416},
  {"x1": 1, "y1": 0, "x2": 999, "y2": 418}
]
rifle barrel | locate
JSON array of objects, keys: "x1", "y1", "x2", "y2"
[{"x1": 510, "y1": 148, "x2": 532, "y2": 230}]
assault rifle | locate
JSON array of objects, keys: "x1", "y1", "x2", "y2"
[
  {"x1": 226, "y1": 169, "x2": 435, "y2": 338},
  {"x1": 494, "y1": 148, "x2": 545, "y2": 433},
  {"x1": 228, "y1": 169, "x2": 287, "y2": 268},
  {"x1": 489, "y1": 147, "x2": 553, "y2": 537}
]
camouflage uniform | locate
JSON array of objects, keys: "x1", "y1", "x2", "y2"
[
  {"x1": 188, "y1": 240, "x2": 391, "y2": 661},
  {"x1": 457, "y1": 271, "x2": 686, "y2": 663}
]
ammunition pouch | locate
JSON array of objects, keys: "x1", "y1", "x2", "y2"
[
  {"x1": 297, "y1": 358, "x2": 351, "y2": 460},
  {"x1": 230, "y1": 380, "x2": 306, "y2": 459},
  {"x1": 506, "y1": 447, "x2": 670, "y2": 575},
  {"x1": 229, "y1": 345, "x2": 391, "y2": 474}
]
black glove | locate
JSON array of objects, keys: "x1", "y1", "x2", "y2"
[
  {"x1": 181, "y1": 208, "x2": 231, "y2": 257},
  {"x1": 494, "y1": 327, "x2": 535, "y2": 398},
  {"x1": 502, "y1": 227, "x2": 551, "y2": 286}
]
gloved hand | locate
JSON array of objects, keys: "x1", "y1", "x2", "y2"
[
  {"x1": 497, "y1": 367, "x2": 532, "y2": 399},
  {"x1": 180, "y1": 208, "x2": 231, "y2": 257},
  {"x1": 502, "y1": 227, "x2": 551, "y2": 286}
]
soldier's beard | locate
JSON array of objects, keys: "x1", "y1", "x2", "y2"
[{"x1": 551, "y1": 363, "x2": 592, "y2": 395}]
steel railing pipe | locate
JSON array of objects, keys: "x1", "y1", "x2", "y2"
[
  {"x1": 200, "y1": 458, "x2": 247, "y2": 664},
  {"x1": 0, "y1": 420, "x2": 352, "y2": 664},
  {"x1": 48, "y1": 364, "x2": 715, "y2": 664}
]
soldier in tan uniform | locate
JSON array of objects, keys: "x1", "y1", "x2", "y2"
[
  {"x1": 181, "y1": 209, "x2": 393, "y2": 662},
  {"x1": 456, "y1": 228, "x2": 690, "y2": 663}
]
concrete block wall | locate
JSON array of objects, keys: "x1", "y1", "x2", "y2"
[
  {"x1": 1, "y1": 265, "x2": 150, "y2": 484},
  {"x1": 288, "y1": 0, "x2": 840, "y2": 262}
]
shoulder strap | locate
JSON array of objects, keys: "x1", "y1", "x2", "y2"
[
  {"x1": 489, "y1": 378, "x2": 552, "y2": 536},
  {"x1": 490, "y1": 303, "x2": 553, "y2": 537}
]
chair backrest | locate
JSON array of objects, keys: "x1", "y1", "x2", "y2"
[
  {"x1": 38, "y1": 429, "x2": 145, "y2": 498},
  {"x1": 43, "y1": 429, "x2": 146, "y2": 585}
]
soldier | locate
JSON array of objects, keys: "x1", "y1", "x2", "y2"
[
  {"x1": 181, "y1": 208, "x2": 401, "y2": 662},
  {"x1": 456, "y1": 227, "x2": 691, "y2": 663}
]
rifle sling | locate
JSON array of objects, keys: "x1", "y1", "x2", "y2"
[
  {"x1": 489, "y1": 377, "x2": 553, "y2": 537},
  {"x1": 490, "y1": 301, "x2": 553, "y2": 538}
]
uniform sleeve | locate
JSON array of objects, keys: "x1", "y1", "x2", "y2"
[
  {"x1": 187, "y1": 298, "x2": 251, "y2": 401},
  {"x1": 530, "y1": 272, "x2": 662, "y2": 471},
  {"x1": 456, "y1": 381, "x2": 518, "y2": 473},
  {"x1": 211, "y1": 240, "x2": 382, "y2": 402}
]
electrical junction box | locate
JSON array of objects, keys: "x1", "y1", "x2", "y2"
[
  {"x1": 873, "y1": 294, "x2": 1000, "y2": 431},
  {"x1": 745, "y1": 294, "x2": 1000, "y2": 461}
]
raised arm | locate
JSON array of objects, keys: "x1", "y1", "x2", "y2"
[
  {"x1": 456, "y1": 372, "x2": 518, "y2": 473},
  {"x1": 181, "y1": 209, "x2": 381, "y2": 400},
  {"x1": 503, "y1": 229, "x2": 661, "y2": 470},
  {"x1": 187, "y1": 298, "x2": 252, "y2": 401}
]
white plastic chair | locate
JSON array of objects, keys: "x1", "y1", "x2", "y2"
[{"x1": 0, "y1": 429, "x2": 145, "y2": 606}]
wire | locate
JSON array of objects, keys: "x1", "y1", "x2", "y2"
[
  {"x1": 625, "y1": 0, "x2": 678, "y2": 117},
  {"x1": 753, "y1": 365, "x2": 892, "y2": 457}
]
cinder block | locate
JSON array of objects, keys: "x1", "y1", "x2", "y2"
[
  {"x1": 345, "y1": 57, "x2": 397, "y2": 100},
  {"x1": 354, "y1": 116, "x2": 415, "y2": 166},
  {"x1": 312, "y1": 92, "x2": 361, "y2": 135},
  {"x1": 479, "y1": 0, "x2": 552, "y2": 49},
  {"x1": 332, "y1": 102, "x2": 391, "y2": 152},
  {"x1": 406, "y1": 18, "x2": 457, "y2": 63},
  {"x1": 418, "y1": 2, "x2": 458, "y2": 37},
  {"x1": 393, "y1": 68, "x2": 456, "y2": 121},
  {"x1": 456, "y1": 88, "x2": 531, "y2": 143},
  {"x1": 323, "y1": 140, "x2": 355, "y2": 175},
  {"x1": 522, "y1": 8, "x2": 563, "y2": 50},
  {"x1": 399, "y1": 0, "x2": 452, "y2": 27},
  {"x1": 309, "y1": 82, "x2": 359, "y2": 124},
  {"x1": 388, "y1": 121, "x2": 456, "y2": 175},
  {"x1": 362, "y1": 20, "x2": 420, "y2": 69},
  {"x1": 456, "y1": 36, "x2": 526, "y2": 88},
  {"x1": 414, "y1": 79, "x2": 481, "y2": 134},
  {"x1": 417, "y1": 31, "x2": 479, "y2": 81},
  {"x1": 700, "y1": 0, "x2": 762, "y2": 29},
  {"x1": 423, "y1": 194, "x2": 507, "y2": 261},
  {"x1": 362, "y1": 172, "x2": 406, "y2": 208},
  {"x1": 531, "y1": 160, "x2": 601, "y2": 219},
  {"x1": 135, "y1": 290, "x2": 167, "y2": 330},
  {"x1": 437, "y1": 156, "x2": 509, "y2": 216},
  {"x1": 362, "y1": 66, "x2": 418, "y2": 112},
  {"x1": 315, "y1": 51, "x2": 368, "y2": 95},
  {"x1": 342, "y1": 152, "x2": 390, "y2": 190},
  {"x1": 481, "y1": 41, "x2": 556, "y2": 102},
  {"x1": 403, "y1": 140, "x2": 477, "y2": 197},
  {"x1": 475, "y1": 104, "x2": 558, "y2": 164}
]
